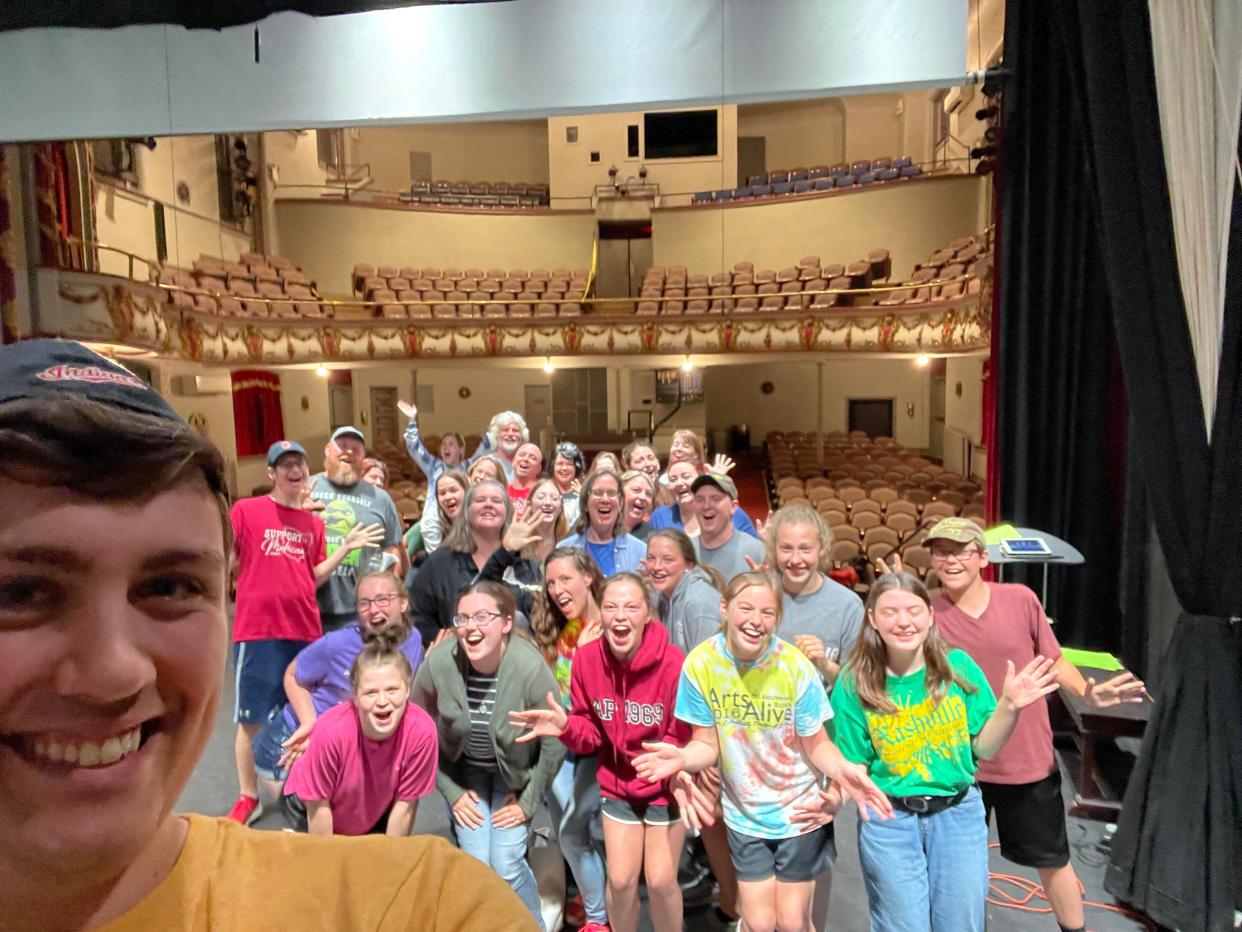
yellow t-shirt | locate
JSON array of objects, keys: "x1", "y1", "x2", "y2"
[{"x1": 100, "y1": 815, "x2": 539, "y2": 931}]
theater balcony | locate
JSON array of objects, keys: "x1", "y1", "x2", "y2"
[{"x1": 33, "y1": 239, "x2": 991, "y2": 366}]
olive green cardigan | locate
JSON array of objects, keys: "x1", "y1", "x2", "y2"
[{"x1": 411, "y1": 634, "x2": 565, "y2": 817}]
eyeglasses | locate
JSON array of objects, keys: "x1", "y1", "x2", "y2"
[
  {"x1": 358, "y1": 594, "x2": 400, "y2": 610},
  {"x1": 589, "y1": 489, "x2": 620, "y2": 499},
  {"x1": 929, "y1": 547, "x2": 981, "y2": 563},
  {"x1": 451, "y1": 610, "x2": 504, "y2": 628}
]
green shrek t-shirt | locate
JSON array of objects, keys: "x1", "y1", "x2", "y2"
[
  {"x1": 830, "y1": 649, "x2": 997, "y2": 797},
  {"x1": 308, "y1": 474, "x2": 402, "y2": 617}
]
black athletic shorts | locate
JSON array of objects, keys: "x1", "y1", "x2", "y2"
[{"x1": 981, "y1": 770, "x2": 1071, "y2": 869}]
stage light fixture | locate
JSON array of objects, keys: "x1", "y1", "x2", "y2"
[
  {"x1": 976, "y1": 106, "x2": 999, "y2": 122},
  {"x1": 315, "y1": 366, "x2": 329, "y2": 377}
]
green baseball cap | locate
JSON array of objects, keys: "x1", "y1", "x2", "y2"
[
  {"x1": 691, "y1": 471, "x2": 738, "y2": 500},
  {"x1": 923, "y1": 516, "x2": 985, "y2": 548}
]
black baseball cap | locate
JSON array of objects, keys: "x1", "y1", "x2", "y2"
[{"x1": 0, "y1": 339, "x2": 183, "y2": 424}]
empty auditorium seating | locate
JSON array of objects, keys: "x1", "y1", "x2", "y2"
[
  {"x1": 637, "y1": 249, "x2": 891, "y2": 315},
  {"x1": 403, "y1": 179, "x2": 549, "y2": 209},
  {"x1": 350, "y1": 262, "x2": 591, "y2": 319},
  {"x1": 876, "y1": 232, "x2": 993, "y2": 307},
  {"x1": 156, "y1": 253, "x2": 327, "y2": 319},
  {"x1": 765, "y1": 429, "x2": 985, "y2": 581},
  {"x1": 696, "y1": 156, "x2": 926, "y2": 205}
]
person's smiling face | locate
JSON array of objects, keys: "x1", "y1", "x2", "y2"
[
  {"x1": 512, "y1": 443, "x2": 543, "y2": 483},
  {"x1": 644, "y1": 536, "x2": 689, "y2": 595},
  {"x1": 0, "y1": 476, "x2": 226, "y2": 882}
]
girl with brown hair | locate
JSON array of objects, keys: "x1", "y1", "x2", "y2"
[{"x1": 831, "y1": 571, "x2": 1060, "y2": 932}]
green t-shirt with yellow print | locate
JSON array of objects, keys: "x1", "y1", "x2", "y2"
[{"x1": 830, "y1": 649, "x2": 997, "y2": 797}]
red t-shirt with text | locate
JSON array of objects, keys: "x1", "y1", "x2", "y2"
[
  {"x1": 933, "y1": 583, "x2": 1063, "y2": 784},
  {"x1": 230, "y1": 496, "x2": 327, "y2": 643}
]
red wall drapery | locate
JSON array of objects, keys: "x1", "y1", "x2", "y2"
[{"x1": 231, "y1": 370, "x2": 285, "y2": 457}]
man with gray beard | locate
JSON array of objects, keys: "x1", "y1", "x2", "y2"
[
  {"x1": 486, "y1": 410, "x2": 529, "y2": 482},
  {"x1": 308, "y1": 426, "x2": 404, "y2": 632}
]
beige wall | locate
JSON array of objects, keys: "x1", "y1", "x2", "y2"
[
  {"x1": 548, "y1": 107, "x2": 738, "y2": 204},
  {"x1": 353, "y1": 121, "x2": 549, "y2": 193},
  {"x1": 737, "y1": 100, "x2": 846, "y2": 173},
  {"x1": 842, "y1": 93, "x2": 904, "y2": 163},
  {"x1": 700, "y1": 358, "x2": 932, "y2": 450},
  {"x1": 652, "y1": 174, "x2": 983, "y2": 278},
  {"x1": 274, "y1": 200, "x2": 596, "y2": 294},
  {"x1": 94, "y1": 134, "x2": 250, "y2": 275},
  {"x1": 943, "y1": 355, "x2": 985, "y2": 475}
]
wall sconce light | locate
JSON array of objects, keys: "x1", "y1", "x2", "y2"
[
  {"x1": 315, "y1": 366, "x2": 329, "y2": 377},
  {"x1": 543, "y1": 357, "x2": 555, "y2": 374},
  {"x1": 681, "y1": 356, "x2": 694, "y2": 373},
  {"x1": 906, "y1": 402, "x2": 916, "y2": 418},
  {"x1": 916, "y1": 354, "x2": 930, "y2": 367}
]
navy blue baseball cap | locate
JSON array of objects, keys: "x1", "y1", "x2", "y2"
[
  {"x1": 267, "y1": 439, "x2": 307, "y2": 467},
  {"x1": 0, "y1": 339, "x2": 183, "y2": 423}
]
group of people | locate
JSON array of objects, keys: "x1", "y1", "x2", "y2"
[
  {"x1": 216, "y1": 394, "x2": 1150, "y2": 932},
  {"x1": 1, "y1": 339, "x2": 1149, "y2": 931}
]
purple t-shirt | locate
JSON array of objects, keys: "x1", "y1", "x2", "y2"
[
  {"x1": 283, "y1": 626, "x2": 425, "y2": 731},
  {"x1": 284, "y1": 700, "x2": 438, "y2": 834},
  {"x1": 933, "y1": 583, "x2": 1063, "y2": 785}
]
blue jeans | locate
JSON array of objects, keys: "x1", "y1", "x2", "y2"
[
  {"x1": 857, "y1": 785, "x2": 989, "y2": 932},
  {"x1": 546, "y1": 754, "x2": 607, "y2": 925},
  {"x1": 452, "y1": 765, "x2": 544, "y2": 930}
]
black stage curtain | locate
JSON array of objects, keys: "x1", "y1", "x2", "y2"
[
  {"x1": 994, "y1": 0, "x2": 1125, "y2": 652},
  {"x1": 0, "y1": 0, "x2": 506, "y2": 32},
  {"x1": 1004, "y1": 1, "x2": 1242, "y2": 929}
]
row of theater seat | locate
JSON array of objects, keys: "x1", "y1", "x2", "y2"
[
  {"x1": 156, "y1": 253, "x2": 328, "y2": 318},
  {"x1": 876, "y1": 234, "x2": 992, "y2": 306},
  {"x1": 397, "y1": 180, "x2": 550, "y2": 210},
  {"x1": 749, "y1": 156, "x2": 917, "y2": 186},
  {"x1": 693, "y1": 162, "x2": 925, "y2": 205},
  {"x1": 351, "y1": 264, "x2": 591, "y2": 319},
  {"x1": 636, "y1": 251, "x2": 894, "y2": 315},
  {"x1": 767, "y1": 430, "x2": 983, "y2": 577}
]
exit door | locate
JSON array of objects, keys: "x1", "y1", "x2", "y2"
[{"x1": 848, "y1": 399, "x2": 894, "y2": 439}]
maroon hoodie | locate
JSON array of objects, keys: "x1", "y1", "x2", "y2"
[{"x1": 561, "y1": 619, "x2": 690, "y2": 805}]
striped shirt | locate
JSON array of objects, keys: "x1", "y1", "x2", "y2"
[{"x1": 464, "y1": 672, "x2": 498, "y2": 767}]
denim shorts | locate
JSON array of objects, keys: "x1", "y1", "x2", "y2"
[
  {"x1": 600, "y1": 795, "x2": 680, "y2": 826},
  {"x1": 252, "y1": 710, "x2": 294, "y2": 781},
  {"x1": 231, "y1": 638, "x2": 306, "y2": 724},
  {"x1": 726, "y1": 824, "x2": 836, "y2": 882}
]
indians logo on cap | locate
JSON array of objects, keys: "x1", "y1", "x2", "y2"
[
  {"x1": 37, "y1": 364, "x2": 146, "y2": 391},
  {"x1": 280, "y1": 441, "x2": 292, "y2": 450}
]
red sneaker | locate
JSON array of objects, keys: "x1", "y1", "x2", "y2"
[
  {"x1": 226, "y1": 794, "x2": 262, "y2": 826},
  {"x1": 563, "y1": 895, "x2": 585, "y2": 926},
  {"x1": 579, "y1": 924, "x2": 610, "y2": 932}
]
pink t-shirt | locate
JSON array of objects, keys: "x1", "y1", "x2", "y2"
[
  {"x1": 284, "y1": 700, "x2": 438, "y2": 835},
  {"x1": 932, "y1": 583, "x2": 1063, "y2": 785},
  {"x1": 230, "y1": 496, "x2": 327, "y2": 643}
]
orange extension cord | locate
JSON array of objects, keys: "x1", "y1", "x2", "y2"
[{"x1": 986, "y1": 844, "x2": 1158, "y2": 930}]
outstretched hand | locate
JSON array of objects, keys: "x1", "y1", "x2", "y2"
[
  {"x1": 831, "y1": 760, "x2": 895, "y2": 821},
  {"x1": 633, "y1": 741, "x2": 687, "y2": 784},
  {"x1": 508, "y1": 691, "x2": 568, "y2": 743},
  {"x1": 1083, "y1": 670, "x2": 1149, "y2": 708},
  {"x1": 501, "y1": 506, "x2": 543, "y2": 553},
  {"x1": 790, "y1": 784, "x2": 843, "y2": 829},
  {"x1": 342, "y1": 521, "x2": 386, "y2": 553},
  {"x1": 1001, "y1": 655, "x2": 1060, "y2": 711},
  {"x1": 670, "y1": 771, "x2": 716, "y2": 831},
  {"x1": 710, "y1": 454, "x2": 736, "y2": 476},
  {"x1": 398, "y1": 399, "x2": 417, "y2": 420}
]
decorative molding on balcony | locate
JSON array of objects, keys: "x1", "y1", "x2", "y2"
[{"x1": 36, "y1": 270, "x2": 991, "y2": 365}]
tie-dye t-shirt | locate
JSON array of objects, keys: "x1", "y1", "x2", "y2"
[
  {"x1": 553, "y1": 619, "x2": 585, "y2": 708},
  {"x1": 675, "y1": 634, "x2": 832, "y2": 839},
  {"x1": 829, "y1": 649, "x2": 996, "y2": 797}
]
